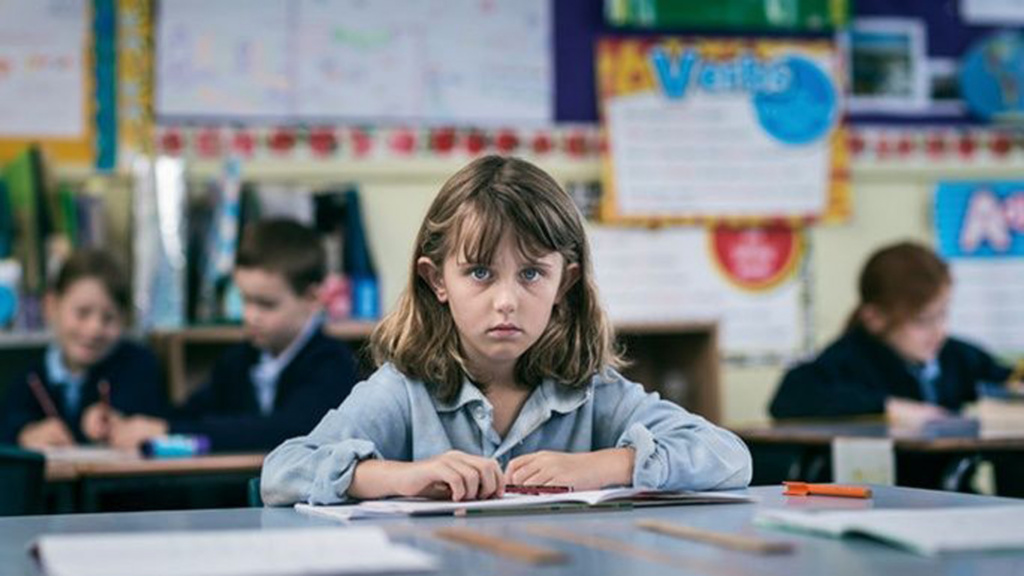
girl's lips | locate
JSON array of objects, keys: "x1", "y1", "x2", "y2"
[{"x1": 488, "y1": 325, "x2": 523, "y2": 337}]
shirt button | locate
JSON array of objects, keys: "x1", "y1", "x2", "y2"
[{"x1": 473, "y1": 406, "x2": 486, "y2": 419}]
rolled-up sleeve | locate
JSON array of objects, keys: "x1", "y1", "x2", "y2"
[
  {"x1": 260, "y1": 365, "x2": 412, "y2": 506},
  {"x1": 596, "y1": 372, "x2": 752, "y2": 491}
]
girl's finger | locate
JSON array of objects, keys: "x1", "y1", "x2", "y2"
[
  {"x1": 445, "y1": 460, "x2": 481, "y2": 501},
  {"x1": 436, "y1": 465, "x2": 467, "y2": 502}
]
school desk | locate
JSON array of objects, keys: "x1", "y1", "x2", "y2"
[
  {"x1": 737, "y1": 421, "x2": 1024, "y2": 492},
  {"x1": 42, "y1": 452, "x2": 263, "y2": 513},
  {"x1": 3, "y1": 485, "x2": 1021, "y2": 576}
]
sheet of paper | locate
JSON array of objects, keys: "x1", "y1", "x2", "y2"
[
  {"x1": 297, "y1": 488, "x2": 752, "y2": 520},
  {"x1": 0, "y1": 0, "x2": 87, "y2": 137},
  {"x1": 831, "y1": 437, "x2": 895, "y2": 485},
  {"x1": 156, "y1": 0, "x2": 552, "y2": 125},
  {"x1": 35, "y1": 527, "x2": 436, "y2": 576},
  {"x1": 42, "y1": 446, "x2": 136, "y2": 462},
  {"x1": 756, "y1": 505, "x2": 1024, "y2": 556}
]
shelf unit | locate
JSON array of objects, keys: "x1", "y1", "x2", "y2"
[{"x1": 147, "y1": 320, "x2": 721, "y2": 422}]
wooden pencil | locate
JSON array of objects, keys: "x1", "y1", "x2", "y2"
[
  {"x1": 636, "y1": 519, "x2": 795, "y2": 555},
  {"x1": 433, "y1": 527, "x2": 568, "y2": 565}
]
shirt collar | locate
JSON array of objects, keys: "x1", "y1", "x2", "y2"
[
  {"x1": 431, "y1": 373, "x2": 592, "y2": 415},
  {"x1": 433, "y1": 373, "x2": 488, "y2": 413},
  {"x1": 256, "y1": 312, "x2": 324, "y2": 369},
  {"x1": 45, "y1": 344, "x2": 86, "y2": 388}
]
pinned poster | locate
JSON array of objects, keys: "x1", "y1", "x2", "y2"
[
  {"x1": 935, "y1": 182, "x2": 1024, "y2": 355},
  {"x1": 597, "y1": 37, "x2": 849, "y2": 224},
  {"x1": 0, "y1": 0, "x2": 92, "y2": 163},
  {"x1": 589, "y1": 223, "x2": 805, "y2": 356}
]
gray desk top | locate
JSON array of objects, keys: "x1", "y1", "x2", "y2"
[{"x1": 3, "y1": 486, "x2": 1023, "y2": 576}]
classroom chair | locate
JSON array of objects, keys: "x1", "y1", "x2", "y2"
[
  {"x1": 0, "y1": 445, "x2": 45, "y2": 516},
  {"x1": 247, "y1": 477, "x2": 262, "y2": 507}
]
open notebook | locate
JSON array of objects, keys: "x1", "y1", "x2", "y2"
[
  {"x1": 297, "y1": 487, "x2": 752, "y2": 520},
  {"x1": 32, "y1": 527, "x2": 436, "y2": 576},
  {"x1": 755, "y1": 505, "x2": 1024, "y2": 556}
]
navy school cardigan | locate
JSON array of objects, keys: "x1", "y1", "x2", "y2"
[
  {"x1": 769, "y1": 326, "x2": 1011, "y2": 419},
  {"x1": 0, "y1": 340, "x2": 167, "y2": 444},
  {"x1": 169, "y1": 329, "x2": 360, "y2": 452}
]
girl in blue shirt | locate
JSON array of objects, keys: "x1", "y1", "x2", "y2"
[{"x1": 261, "y1": 156, "x2": 751, "y2": 505}]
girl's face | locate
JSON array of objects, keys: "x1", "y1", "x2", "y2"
[
  {"x1": 419, "y1": 233, "x2": 577, "y2": 383},
  {"x1": 45, "y1": 278, "x2": 124, "y2": 373},
  {"x1": 865, "y1": 286, "x2": 951, "y2": 364}
]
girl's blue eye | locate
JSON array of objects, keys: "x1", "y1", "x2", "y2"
[
  {"x1": 520, "y1": 268, "x2": 541, "y2": 282},
  {"x1": 470, "y1": 267, "x2": 491, "y2": 281}
]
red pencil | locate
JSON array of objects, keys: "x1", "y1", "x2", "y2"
[
  {"x1": 505, "y1": 484, "x2": 574, "y2": 495},
  {"x1": 97, "y1": 379, "x2": 112, "y2": 440},
  {"x1": 27, "y1": 373, "x2": 61, "y2": 420}
]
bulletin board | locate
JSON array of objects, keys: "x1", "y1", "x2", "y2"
[
  {"x1": 155, "y1": 0, "x2": 553, "y2": 126},
  {"x1": 0, "y1": 0, "x2": 94, "y2": 164}
]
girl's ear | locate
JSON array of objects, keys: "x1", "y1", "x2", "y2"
[
  {"x1": 860, "y1": 304, "x2": 888, "y2": 335},
  {"x1": 558, "y1": 263, "x2": 581, "y2": 301},
  {"x1": 416, "y1": 257, "x2": 448, "y2": 303}
]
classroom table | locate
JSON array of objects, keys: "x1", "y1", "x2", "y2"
[
  {"x1": 42, "y1": 452, "x2": 264, "y2": 513},
  {"x1": 737, "y1": 420, "x2": 1024, "y2": 492},
  {"x1": 4, "y1": 485, "x2": 1022, "y2": 576}
]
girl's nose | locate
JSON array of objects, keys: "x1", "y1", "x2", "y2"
[{"x1": 493, "y1": 282, "x2": 517, "y2": 314}]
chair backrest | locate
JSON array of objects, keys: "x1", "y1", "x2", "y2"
[
  {"x1": 247, "y1": 476, "x2": 262, "y2": 507},
  {"x1": 0, "y1": 445, "x2": 45, "y2": 516}
]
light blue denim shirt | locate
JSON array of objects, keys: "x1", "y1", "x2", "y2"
[{"x1": 261, "y1": 363, "x2": 752, "y2": 506}]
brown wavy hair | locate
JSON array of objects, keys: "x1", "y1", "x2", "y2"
[
  {"x1": 371, "y1": 155, "x2": 622, "y2": 402},
  {"x1": 846, "y1": 241, "x2": 951, "y2": 334}
]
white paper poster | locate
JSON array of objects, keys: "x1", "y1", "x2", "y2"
[
  {"x1": 157, "y1": 0, "x2": 552, "y2": 125},
  {"x1": 589, "y1": 225, "x2": 805, "y2": 356},
  {"x1": 0, "y1": 0, "x2": 87, "y2": 137},
  {"x1": 597, "y1": 37, "x2": 847, "y2": 222},
  {"x1": 935, "y1": 182, "x2": 1024, "y2": 355}
]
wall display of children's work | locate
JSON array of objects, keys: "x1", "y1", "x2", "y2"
[
  {"x1": 156, "y1": 0, "x2": 552, "y2": 126},
  {"x1": 0, "y1": 0, "x2": 93, "y2": 164},
  {"x1": 935, "y1": 182, "x2": 1024, "y2": 356},
  {"x1": 589, "y1": 223, "x2": 808, "y2": 357},
  {"x1": 596, "y1": 37, "x2": 849, "y2": 224}
]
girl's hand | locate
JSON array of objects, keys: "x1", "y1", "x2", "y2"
[
  {"x1": 398, "y1": 451, "x2": 505, "y2": 501},
  {"x1": 18, "y1": 417, "x2": 75, "y2": 449},
  {"x1": 505, "y1": 448, "x2": 635, "y2": 492},
  {"x1": 80, "y1": 402, "x2": 123, "y2": 443},
  {"x1": 885, "y1": 397, "x2": 951, "y2": 427},
  {"x1": 108, "y1": 415, "x2": 169, "y2": 451},
  {"x1": 350, "y1": 451, "x2": 504, "y2": 501}
]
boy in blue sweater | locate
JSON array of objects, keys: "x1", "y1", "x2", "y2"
[{"x1": 110, "y1": 219, "x2": 360, "y2": 452}]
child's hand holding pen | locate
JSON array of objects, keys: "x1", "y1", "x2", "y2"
[
  {"x1": 20, "y1": 373, "x2": 75, "y2": 449},
  {"x1": 81, "y1": 380, "x2": 121, "y2": 443},
  {"x1": 18, "y1": 418, "x2": 74, "y2": 449}
]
